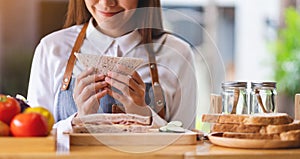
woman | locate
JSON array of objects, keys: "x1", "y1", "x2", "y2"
[{"x1": 27, "y1": 0, "x2": 197, "y2": 129}]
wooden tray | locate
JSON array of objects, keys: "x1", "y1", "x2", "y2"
[
  {"x1": 70, "y1": 129, "x2": 197, "y2": 146},
  {"x1": 208, "y1": 133, "x2": 300, "y2": 149},
  {"x1": 0, "y1": 136, "x2": 55, "y2": 152}
]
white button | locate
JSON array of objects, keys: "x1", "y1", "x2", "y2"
[
  {"x1": 157, "y1": 100, "x2": 163, "y2": 106},
  {"x1": 64, "y1": 78, "x2": 69, "y2": 82},
  {"x1": 150, "y1": 64, "x2": 155, "y2": 69}
]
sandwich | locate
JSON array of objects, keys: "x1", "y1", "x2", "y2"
[
  {"x1": 72, "y1": 113, "x2": 151, "y2": 133},
  {"x1": 75, "y1": 53, "x2": 144, "y2": 75}
]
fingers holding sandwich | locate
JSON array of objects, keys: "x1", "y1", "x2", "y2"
[
  {"x1": 73, "y1": 67, "x2": 109, "y2": 116},
  {"x1": 105, "y1": 71, "x2": 151, "y2": 117}
]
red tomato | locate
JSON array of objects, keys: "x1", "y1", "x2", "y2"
[
  {"x1": 0, "y1": 95, "x2": 21, "y2": 125},
  {"x1": 10, "y1": 113, "x2": 48, "y2": 137}
]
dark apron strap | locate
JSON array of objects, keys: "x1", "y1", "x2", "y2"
[
  {"x1": 146, "y1": 37, "x2": 167, "y2": 119},
  {"x1": 61, "y1": 23, "x2": 88, "y2": 91}
]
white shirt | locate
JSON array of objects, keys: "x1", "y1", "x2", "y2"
[{"x1": 27, "y1": 19, "x2": 197, "y2": 130}]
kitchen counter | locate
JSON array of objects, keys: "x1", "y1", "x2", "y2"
[
  {"x1": 1, "y1": 137, "x2": 300, "y2": 159},
  {"x1": 185, "y1": 142, "x2": 300, "y2": 159}
]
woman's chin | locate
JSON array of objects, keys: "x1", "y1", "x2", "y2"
[{"x1": 98, "y1": 21, "x2": 135, "y2": 37}]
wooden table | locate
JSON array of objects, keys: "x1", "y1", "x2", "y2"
[
  {"x1": 185, "y1": 141, "x2": 300, "y2": 159},
  {"x1": 1, "y1": 138, "x2": 300, "y2": 159}
]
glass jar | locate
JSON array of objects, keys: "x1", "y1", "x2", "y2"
[
  {"x1": 221, "y1": 82, "x2": 248, "y2": 114},
  {"x1": 250, "y1": 82, "x2": 277, "y2": 114}
]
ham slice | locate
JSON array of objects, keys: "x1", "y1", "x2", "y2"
[
  {"x1": 72, "y1": 124, "x2": 150, "y2": 133},
  {"x1": 72, "y1": 113, "x2": 151, "y2": 133}
]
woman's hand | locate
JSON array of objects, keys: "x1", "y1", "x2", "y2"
[
  {"x1": 105, "y1": 70, "x2": 151, "y2": 117},
  {"x1": 73, "y1": 68, "x2": 108, "y2": 117}
]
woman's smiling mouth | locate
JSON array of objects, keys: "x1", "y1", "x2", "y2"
[{"x1": 98, "y1": 10, "x2": 123, "y2": 17}]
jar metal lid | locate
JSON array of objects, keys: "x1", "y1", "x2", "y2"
[
  {"x1": 251, "y1": 82, "x2": 276, "y2": 89},
  {"x1": 222, "y1": 81, "x2": 247, "y2": 88}
]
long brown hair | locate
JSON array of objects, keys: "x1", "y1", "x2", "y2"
[{"x1": 63, "y1": 0, "x2": 164, "y2": 43}]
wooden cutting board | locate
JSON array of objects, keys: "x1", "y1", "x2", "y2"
[{"x1": 70, "y1": 129, "x2": 197, "y2": 146}]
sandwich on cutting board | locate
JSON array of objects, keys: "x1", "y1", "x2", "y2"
[{"x1": 72, "y1": 113, "x2": 151, "y2": 133}]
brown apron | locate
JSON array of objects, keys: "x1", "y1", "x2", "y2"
[{"x1": 60, "y1": 23, "x2": 165, "y2": 119}]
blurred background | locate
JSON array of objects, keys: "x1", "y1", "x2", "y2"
[{"x1": 0, "y1": 0, "x2": 299, "y2": 127}]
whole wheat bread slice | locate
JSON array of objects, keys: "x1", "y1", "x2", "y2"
[
  {"x1": 261, "y1": 120, "x2": 300, "y2": 134},
  {"x1": 243, "y1": 113, "x2": 294, "y2": 126},
  {"x1": 201, "y1": 114, "x2": 248, "y2": 124},
  {"x1": 202, "y1": 113, "x2": 293, "y2": 126},
  {"x1": 75, "y1": 53, "x2": 144, "y2": 75},
  {"x1": 211, "y1": 121, "x2": 300, "y2": 134},
  {"x1": 280, "y1": 129, "x2": 300, "y2": 141},
  {"x1": 212, "y1": 123, "x2": 263, "y2": 133}
]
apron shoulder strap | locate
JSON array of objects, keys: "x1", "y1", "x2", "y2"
[
  {"x1": 61, "y1": 23, "x2": 89, "y2": 91},
  {"x1": 146, "y1": 34, "x2": 168, "y2": 119}
]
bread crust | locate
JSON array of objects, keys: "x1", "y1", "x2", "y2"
[
  {"x1": 219, "y1": 114, "x2": 248, "y2": 124},
  {"x1": 212, "y1": 123, "x2": 262, "y2": 133},
  {"x1": 201, "y1": 114, "x2": 248, "y2": 124},
  {"x1": 243, "y1": 113, "x2": 294, "y2": 125},
  {"x1": 202, "y1": 113, "x2": 293, "y2": 125},
  {"x1": 263, "y1": 120, "x2": 300, "y2": 134},
  {"x1": 280, "y1": 129, "x2": 300, "y2": 141},
  {"x1": 201, "y1": 114, "x2": 220, "y2": 123}
]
